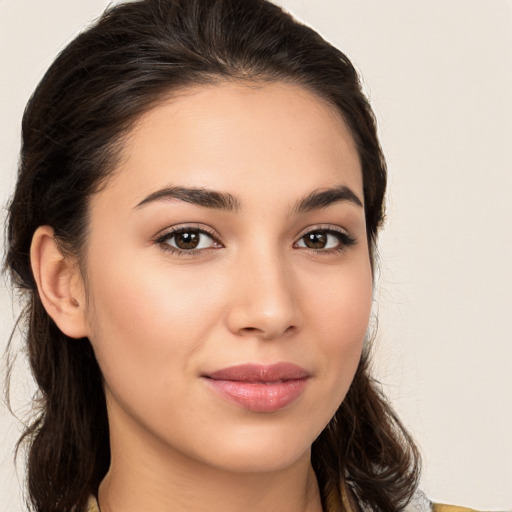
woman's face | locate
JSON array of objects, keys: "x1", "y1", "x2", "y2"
[{"x1": 80, "y1": 82, "x2": 373, "y2": 473}]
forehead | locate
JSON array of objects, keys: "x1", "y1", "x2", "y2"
[{"x1": 98, "y1": 81, "x2": 363, "y2": 210}]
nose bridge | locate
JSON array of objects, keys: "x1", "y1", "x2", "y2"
[{"x1": 226, "y1": 242, "x2": 300, "y2": 339}]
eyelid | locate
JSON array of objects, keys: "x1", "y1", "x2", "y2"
[
  {"x1": 295, "y1": 224, "x2": 354, "y2": 240},
  {"x1": 153, "y1": 223, "x2": 223, "y2": 254},
  {"x1": 294, "y1": 224, "x2": 357, "y2": 250},
  {"x1": 154, "y1": 223, "x2": 220, "y2": 241},
  {"x1": 152, "y1": 223, "x2": 356, "y2": 256}
]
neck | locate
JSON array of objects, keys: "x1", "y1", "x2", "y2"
[
  {"x1": 99, "y1": 460, "x2": 322, "y2": 512},
  {"x1": 98, "y1": 406, "x2": 323, "y2": 512}
]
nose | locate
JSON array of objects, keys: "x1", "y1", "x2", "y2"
[{"x1": 225, "y1": 249, "x2": 301, "y2": 340}]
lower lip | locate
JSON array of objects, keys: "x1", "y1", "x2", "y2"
[{"x1": 204, "y1": 378, "x2": 309, "y2": 413}]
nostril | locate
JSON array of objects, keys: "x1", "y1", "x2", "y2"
[
  {"x1": 237, "y1": 324, "x2": 297, "y2": 339},
  {"x1": 240, "y1": 327, "x2": 260, "y2": 334}
]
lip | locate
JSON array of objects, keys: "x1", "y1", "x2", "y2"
[{"x1": 202, "y1": 363, "x2": 310, "y2": 413}]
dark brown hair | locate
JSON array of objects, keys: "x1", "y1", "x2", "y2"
[{"x1": 5, "y1": 0, "x2": 420, "y2": 511}]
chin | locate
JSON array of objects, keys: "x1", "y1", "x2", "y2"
[
  {"x1": 208, "y1": 445, "x2": 311, "y2": 474},
  {"x1": 185, "y1": 422, "x2": 320, "y2": 474}
]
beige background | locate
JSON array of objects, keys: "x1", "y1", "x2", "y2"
[{"x1": 1, "y1": 0, "x2": 511, "y2": 510}]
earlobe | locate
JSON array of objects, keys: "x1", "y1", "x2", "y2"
[{"x1": 30, "y1": 226, "x2": 89, "y2": 339}]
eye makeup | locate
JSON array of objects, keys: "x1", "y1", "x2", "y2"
[
  {"x1": 153, "y1": 222, "x2": 356, "y2": 258},
  {"x1": 154, "y1": 224, "x2": 223, "y2": 256}
]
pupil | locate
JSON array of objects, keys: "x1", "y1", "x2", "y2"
[
  {"x1": 175, "y1": 232, "x2": 200, "y2": 249},
  {"x1": 305, "y1": 231, "x2": 327, "y2": 249}
]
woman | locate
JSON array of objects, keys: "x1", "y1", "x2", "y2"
[{"x1": 3, "y1": 0, "x2": 477, "y2": 511}]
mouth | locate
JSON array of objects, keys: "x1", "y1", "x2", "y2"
[{"x1": 202, "y1": 362, "x2": 310, "y2": 413}]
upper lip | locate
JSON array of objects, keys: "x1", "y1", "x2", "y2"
[{"x1": 204, "y1": 362, "x2": 310, "y2": 382}]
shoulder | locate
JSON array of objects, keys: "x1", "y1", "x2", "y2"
[
  {"x1": 432, "y1": 505, "x2": 480, "y2": 512},
  {"x1": 403, "y1": 490, "x2": 480, "y2": 512}
]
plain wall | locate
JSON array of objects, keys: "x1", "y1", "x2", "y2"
[{"x1": 1, "y1": 0, "x2": 511, "y2": 510}]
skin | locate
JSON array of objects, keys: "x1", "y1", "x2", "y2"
[{"x1": 32, "y1": 82, "x2": 373, "y2": 512}]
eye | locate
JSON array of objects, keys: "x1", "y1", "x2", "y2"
[
  {"x1": 295, "y1": 228, "x2": 356, "y2": 252},
  {"x1": 156, "y1": 226, "x2": 221, "y2": 254}
]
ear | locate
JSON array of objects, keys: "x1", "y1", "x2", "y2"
[{"x1": 30, "y1": 225, "x2": 89, "y2": 339}]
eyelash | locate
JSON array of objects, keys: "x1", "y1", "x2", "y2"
[
  {"x1": 295, "y1": 226, "x2": 357, "y2": 254},
  {"x1": 154, "y1": 225, "x2": 221, "y2": 256},
  {"x1": 154, "y1": 225, "x2": 356, "y2": 256}
]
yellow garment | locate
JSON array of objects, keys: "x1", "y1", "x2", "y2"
[
  {"x1": 433, "y1": 506, "x2": 478, "y2": 512},
  {"x1": 87, "y1": 496, "x2": 100, "y2": 512}
]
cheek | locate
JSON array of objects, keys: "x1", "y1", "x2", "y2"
[
  {"x1": 88, "y1": 249, "x2": 220, "y2": 336},
  {"x1": 306, "y1": 260, "x2": 373, "y2": 396},
  {"x1": 310, "y1": 254, "x2": 372, "y2": 331},
  {"x1": 83, "y1": 254, "x2": 224, "y2": 405}
]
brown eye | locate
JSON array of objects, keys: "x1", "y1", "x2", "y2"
[
  {"x1": 303, "y1": 231, "x2": 328, "y2": 249},
  {"x1": 295, "y1": 228, "x2": 356, "y2": 251},
  {"x1": 174, "y1": 231, "x2": 201, "y2": 250},
  {"x1": 159, "y1": 228, "x2": 219, "y2": 252}
]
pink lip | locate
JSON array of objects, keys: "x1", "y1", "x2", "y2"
[{"x1": 203, "y1": 363, "x2": 310, "y2": 413}]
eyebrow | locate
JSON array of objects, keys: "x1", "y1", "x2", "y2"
[
  {"x1": 135, "y1": 186, "x2": 241, "y2": 211},
  {"x1": 135, "y1": 184, "x2": 362, "y2": 213},
  {"x1": 293, "y1": 185, "x2": 363, "y2": 213}
]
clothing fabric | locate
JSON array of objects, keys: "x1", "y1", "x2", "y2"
[
  {"x1": 87, "y1": 496, "x2": 100, "y2": 512},
  {"x1": 86, "y1": 491, "x2": 476, "y2": 512}
]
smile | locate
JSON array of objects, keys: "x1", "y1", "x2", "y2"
[{"x1": 202, "y1": 363, "x2": 310, "y2": 413}]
